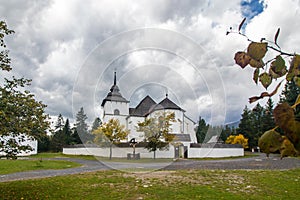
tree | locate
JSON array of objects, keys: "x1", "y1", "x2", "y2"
[
  {"x1": 74, "y1": 107, "x2": 90, "y2": 143},
  {"x1": 137, "y1": 112, "x2": 175, "y2": 159},
  {"x1": 261, "y1": 98, "x2": 276, "y2": 131},
  {"x1": 250, "y1": 103, "x2": 264, "y2": 148},
  {"x1": 226, "y1": 134, "x2": 249, "y2": 149},
  {"x1": 91, "y1": 117, "x2": 102, "y2": 132},
  {"x1": 0, "y1": 21, "x2": 50, "y2": 158},
  {"x1": 280, "y1": 80, "x2": 300, "y2": 120},
  {"x1": 220, "y1": 125, "x2": 233, "y2": 142},
  {"x1": 237, "y1": 106, "x2": 254, "y2": 146},
  {"x1": 62, "y1": 119, "x2": 72, "y2": 145},
  {"x1": 50, "y1": 118, "x2": 72, "y2": 152},
  {"x1": 54, "y1": 114, "x2": 65, "y2": 132},
  {"x1": 195, "y1": 116, "x2": 209, "y2": 143},
  {"x1": 228, "y1": 18, "x2": 300, "y2": 158},
  {"x1": 93, "y1": 118, "x2": 129, "y2": 159}
]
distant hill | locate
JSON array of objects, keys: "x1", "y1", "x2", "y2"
[{"x1": 224, "y1": 120, "x2": 240, "y2": 128}]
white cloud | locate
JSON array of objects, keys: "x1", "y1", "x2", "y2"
[{"x1": 1, "y1": 0, "x2": 300, "y2": 125}]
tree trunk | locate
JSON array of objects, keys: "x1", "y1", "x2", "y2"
[
  {"x1": 153, "y1": 150, "x2": 156, "y2": 159},
  {"x1": 109, "y1": 144, "x2": 112, "y2": 160}
]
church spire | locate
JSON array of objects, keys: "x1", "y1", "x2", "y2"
[{"x1": 114, "y1": 71, "x2": 117, "y2": 85}]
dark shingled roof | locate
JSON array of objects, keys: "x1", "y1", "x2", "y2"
[
  {"x1": 155, "y1": 95, "x2": 185, "y2": 112},
  {"x1": 101, "y1": 72, "x2": 129, "y2": 106},
  {"x1": 129, "y1": 95, "x2": 157, "y2": 116}
]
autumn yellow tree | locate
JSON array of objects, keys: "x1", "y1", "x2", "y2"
[
  {"x1": 137, "y1": 112, "x2": 175, "y2": 159},
  {"x1": 226, "y1": 134, "x2": 249, "y2": 149},
  {"x1": 92, "y1": 118, "x2": 129, "y2": 159}
]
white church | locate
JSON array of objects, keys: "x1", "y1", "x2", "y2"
[
  {"x1": 64, "y1": 72, "x2": 244, "y2": 158},
  {"x1": 101, "y1": 72, "x2": 197, "y2": 145}
]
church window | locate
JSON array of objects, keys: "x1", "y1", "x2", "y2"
[{"x1": 114, "y1": 109, "x2": 120, "y2": 115}]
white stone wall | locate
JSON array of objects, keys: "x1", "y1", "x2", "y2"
[
  {"x1": 63, "y1": 145, "x2": 244, "y2": 158},
  {"x1": 188, "y1": 147, "x2": 244, "y2": 158},
  {"x1": 63, "y1": 146, "x2": 175, "y2": 158},
  {"x1": 103, "y1": 101, "x2": 129, "y2": 117}
]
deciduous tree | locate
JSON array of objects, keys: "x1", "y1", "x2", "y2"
[
  {"x1": 137, "y1": 112, "x2": 175, "y2": 159},
  {"x1": 0, "y1": 21, "x2": 50, "y2": 158},
  {"x1": 93, "y1": 118, "x2": 129, "y2": 159}
]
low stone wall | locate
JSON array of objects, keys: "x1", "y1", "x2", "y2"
[
  {"x1": 63, "y1": 143, "x2": 244, "y2": 159},
  {"x1": 188, "y1": 147, "x2": 244, "y2": 158},
  {"x1": 63, "y1": 146, "x2": 175, "y2": 158}
]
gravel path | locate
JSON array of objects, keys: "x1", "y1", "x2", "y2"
[{"x1": 1, "y1": 153, "x2": 300, "y2": 182}]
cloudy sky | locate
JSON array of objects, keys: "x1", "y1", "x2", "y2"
[{"x1": 1, "y1": 0, "x2": 300, "y2": 126}]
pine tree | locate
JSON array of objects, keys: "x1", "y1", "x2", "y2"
[
  {"x1": 62, "y1": 119, "x2": 72, "y2": 145},
  {"x1": 220, "y1": 125, "x2": 233, "y2": 142},
  {"x1": 91, "y1": 117, "x2": 102, "y2": 131},
  {"x1": 195, "y1": 116, "x2": 209, "y2": 143},
  {"x1": 237, "y1": 106, "x2": 254, "y2": 148},
  {"x1": 55, "y1": 114, "x2": 65, "y2": 131},
  {"x1": 261, "y1": 98, "x2": 275, "y2": 131},
  {"x1": 50, "y1": 119, "x2": 73, "y2": 151},
  {"x1": 280, "y1": 80, "x2": 300, "y2": 120},
  {"x1": 74, "y1": 107, "x2": 90, "y2": 143}
]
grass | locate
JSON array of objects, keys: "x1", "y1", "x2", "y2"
[
  {"x1": 31, "y1": 152, "x2": 174, "y2": 163},
  {"x1": 0, "y1": 168, "x2": 299, "y2": 199},
  {"x1": 0, "y1": 159, "x2": 81, "y2": 175}
]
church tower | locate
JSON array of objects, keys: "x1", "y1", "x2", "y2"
[{"x1": 101, "y1": 72, "x2": 129, "y2": 125}]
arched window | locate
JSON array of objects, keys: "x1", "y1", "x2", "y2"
[{"x1": 114, "y1": 109, "x2": 120, "y2": 115}]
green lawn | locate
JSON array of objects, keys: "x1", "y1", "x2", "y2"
[
  {"x1": 0, "y1": 159, "x2": 81, "y2": 175},
  {"x1": 0, "y1": 168, "x2": 299, "y2": 199}
]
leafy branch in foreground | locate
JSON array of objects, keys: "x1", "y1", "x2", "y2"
[
  {"x1": 227, "y1": 18, "x2": 300, "y2": 158},
  {"x1": 0, "y1": 21, "x2": 50, "y2": 159}
]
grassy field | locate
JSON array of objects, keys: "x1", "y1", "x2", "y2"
[
  {"x1": 0, "y1": 159, "x2": 81, "y2": 175},
  {"x1": 0, "y1": 168, "x2": 299, "y2": 199},
  {"x1": 31, "y1": 152, "x2": 174, "y2": 163}
]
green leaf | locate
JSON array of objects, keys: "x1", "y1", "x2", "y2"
[
  {"x1": 247, "y1": 42, "x2": 268, "y2": 61},
  {"x1": 269, "y1": 56, "x2": 287, "y2": 79},
  {"x1": 259, "y1": 72, "x2": 272, "y2": 89},
  {"x1": 253, "y1": 68, "x2": 259, "y2": 84},
  {"x1": 272, "y1": 55, "x2": 285, "y2": 71}
]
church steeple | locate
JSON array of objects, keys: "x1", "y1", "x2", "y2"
[
  {"x1": 101, "y1": 71, "x2": 129, "y2": 107},
  {"x1": 114, "y1": 71, "x2": 117, "y2": 86}
]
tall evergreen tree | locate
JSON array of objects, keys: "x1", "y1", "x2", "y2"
[
  {"x1": 261, "y1": 98, "x2": 275, "y2": 131},
  {"x1": 195, "y1": 116, "x2": 209, "y2": 143},
  {"x1": 50, "y1": 118, "x2": 72, "y2": 151},
  {"x1": 237, "y1": 106, "x2": 254, "y2": 148},
  {"x1": 91, "y1": 117, "x2": 102, "y2": 132},
  {"x1": 280, "y1": 80, "x2": 300, "y2": 120},
  {"x1": 74, "y1": 107, "x2": 90, "y2": 143},
  {"x1": 220, "y1": 125, "x2": 233, "y2": 142},
  {"x1": 54, "y1": 114, "x2": 65, "y2": 131},
  {"x1": 250, "y1": 103, "x2": 264, "y2": 148},
  {"x1": 62, "y1": 119, "x2": 72, "y2": 145}
]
